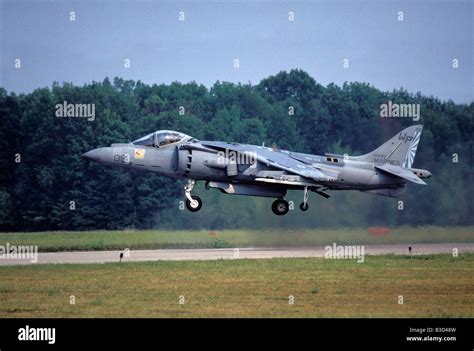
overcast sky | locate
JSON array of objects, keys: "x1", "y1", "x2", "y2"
[{"x1": 1, "y1": 0, "x2": 472, "y2": 103}]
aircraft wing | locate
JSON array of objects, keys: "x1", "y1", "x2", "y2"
[
  {"x1": 200, "y1": 141, "x2": 336, "y2": 182},
  {"x1": 375, "y1": 164, "x2": 427, "y2": 185}
]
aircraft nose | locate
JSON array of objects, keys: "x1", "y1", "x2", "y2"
[{"x1": 82, "y1": 147, "x2": 112, "y2": 163}]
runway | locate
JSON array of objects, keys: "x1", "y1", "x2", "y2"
[{"x1": 0, "y1": 243, "x2": 473, "y2": 266}]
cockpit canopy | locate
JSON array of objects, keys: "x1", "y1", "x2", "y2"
[{"x1": 132, "y1": 130, "x2": 190, "y2": 147}]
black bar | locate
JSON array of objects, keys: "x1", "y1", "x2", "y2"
[{"x1": 0, "y1": 318, "x2": 471, "y2": 350}]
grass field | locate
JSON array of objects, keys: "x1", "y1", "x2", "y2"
[
  {"x1": 0, "y1": 254, "x2": 472, "y2": 317},
  {"x1": 0, "y1": 226, "x2": 473, "y2": 252}
]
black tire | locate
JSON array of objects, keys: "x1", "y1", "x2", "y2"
[
  {"x1": 271, "y1": 199, "x2": 289, "y2": 216},
  {"x1": 185, "y1": 195, "x2": 202, "y2": 212},
  {"x1": 300, "y1": 202, "x2": 309, "y2": 211}
]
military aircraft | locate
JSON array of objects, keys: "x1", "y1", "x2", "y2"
[{"x1": 83, "y1": 125, "x2": 431, "y2": 215}]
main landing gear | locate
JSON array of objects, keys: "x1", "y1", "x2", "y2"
[
  {"x1": 271, "y1": 198, "x2": 290, "y2": 216},
  {"x1": 271, "y1": 187, "x2": 312, "y2": 215},
  {"x1": 184, "y1": 179, "x2": 202, "y2": 212}
]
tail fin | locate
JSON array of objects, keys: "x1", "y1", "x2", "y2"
[{"x1": 354, "y1": 125, "x2": 423, "y2": 168}]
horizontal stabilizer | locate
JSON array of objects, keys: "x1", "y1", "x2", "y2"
[{"x1": 375, "y1": 164, "x2": 426, "y2": 185}]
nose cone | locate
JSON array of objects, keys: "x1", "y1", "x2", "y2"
[{"x1": 83, "y1": 147, "x2": 112, "y2": 164}]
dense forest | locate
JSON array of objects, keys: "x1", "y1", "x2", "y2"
[{"x1": 1, "y1": 70, "x2": 472, "y2": 231}]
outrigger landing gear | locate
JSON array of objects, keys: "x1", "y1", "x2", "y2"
[
  {"x1": 271, "y1": 198, "x2": 290, "y2": 216},
  {"x1": 184, "y1": 179, "x2": 202, "y2": 212},
  {"x1": 299, "y1": 186, "x2": 309, "y2": 211}
]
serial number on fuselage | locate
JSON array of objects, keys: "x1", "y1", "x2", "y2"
[{"x1": 114, "y1": 154, "x2": 130, "y2": 164}]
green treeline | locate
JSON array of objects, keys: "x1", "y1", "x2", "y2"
[{"x1": 0, "y1": 70, "x2": 472, "y2": 231}]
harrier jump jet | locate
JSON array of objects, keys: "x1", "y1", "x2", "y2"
[{"x1": 83, "y1": 125, "x2": 431, "y2": 215}]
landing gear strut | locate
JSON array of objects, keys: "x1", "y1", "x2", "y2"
[
  {"x1": 300, "y1": 186, "x2": 309, "y2": 211},
  {"x1": 184, "y1": 180, "x2": 202, "y2": 212},
  {"x1": 271, "y1": 198, "x2": 289, "y2": 216}
]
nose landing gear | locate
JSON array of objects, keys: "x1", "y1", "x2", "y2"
[{"x1": 184, "y1": 180, "x2": 202, "y2": 212}]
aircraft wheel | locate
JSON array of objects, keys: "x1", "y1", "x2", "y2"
[
  {"x1": 271, "y1": 199, "x2": 289, "y2": 216},
  {"x1": 300, "y1": 202, "x2": 309, "y2": 211},
  {"x1": 186, "y1": 195, "x2": 202, "y2": 212}
]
